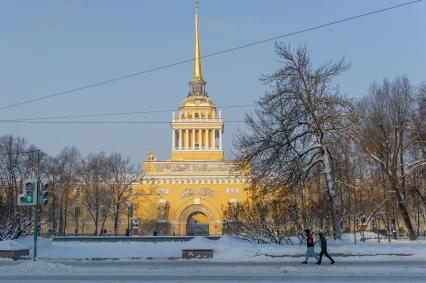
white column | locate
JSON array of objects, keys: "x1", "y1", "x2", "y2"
[
  {"x1": 206, "y1": 129, "x2": 210, "y2": 150},
  {"x1": 198, "y1": 129, "x2": 202, "y2": 150},
  {"x1": 178, "y1": 129, "x2": 182, "y2": 150},
  {"x1": 192, "y1": 128, "x2": 195, "y2": 150},
  {"x1": 185, "y1": 129, "x2": 189, "y2": 150},
  {"x1": 219, "y1": 129, "x2": 222, "y2": 150},
  {"x1": 172, "y1": 129, "x2": 175, "y2": 151}
]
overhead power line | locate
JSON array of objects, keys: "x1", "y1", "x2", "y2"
[
  {"x1": 11, "y1": 104, "x2": 254, "y2": 121},
  {"x1": 0, "y1": 120, "x2": 246, "y2": 125},
  {"x1": 0, "y1": 0, "x2": 421, "y2": 112}
]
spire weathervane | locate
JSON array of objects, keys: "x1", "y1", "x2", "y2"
[
  {"x1": 189, "y1": 0, "x2": 206, "y2": 96},
  {"x1": 192, "y1": 0, "x2": 203, "y2": 81}
]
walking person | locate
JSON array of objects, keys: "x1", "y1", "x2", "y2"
[
  {"x1": 316, "y1": 232, "x2": 335, "y2": 265},
  {"x1": 302, "y1": 229, "x2": 318, "y2": 264}
]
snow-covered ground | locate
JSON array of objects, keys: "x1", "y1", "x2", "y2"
[
  {"x1": 1, "y1": 233, "x2": 426, "y2": 282},
  {"x1": 1, "y1": 232, "x2": 425, "y2": 262}
]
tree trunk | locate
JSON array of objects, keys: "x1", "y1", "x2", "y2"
[
  {"x1": 63, "y1": 186, "x2": 70, "y2": 235},
  {"x1": 59, "y1": 199, "x2": 64, "y2": 235},
  {"x1": 114, "y1": 202, "x2": 120, "y2": 236},
  {"x1": 394, "y1": 190, "x2": 417, "y2": 240},
  {"x1": 100, "y1": 215, "x2": 108, "y2": 236},
  {"x1": 63, "y1": 201, "x2": 68, "y2": 235},
  {"x1": 51, "y1": 194, "x2": 58, "y2": 235},
  {"x1": 94, "y1": 206, "x2": 99, "y2": 236},
  {"x1": 322, "y1": 147, "x2": 341, "y2": 239}
]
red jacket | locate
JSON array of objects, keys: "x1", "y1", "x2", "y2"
[{"x1": 306, "y1": 233, "x2": 314, "y2": 247}]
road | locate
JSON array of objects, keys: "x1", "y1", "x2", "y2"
[{"x1": 1, "y1": 260, "x2": 425, "y2": 282}]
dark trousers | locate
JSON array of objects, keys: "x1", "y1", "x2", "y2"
[{"x1": 318, "y1": 250, "x2": 334, "y2": 263}]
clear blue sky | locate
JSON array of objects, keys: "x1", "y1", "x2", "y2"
[{"x1": 1, "y1": 0, "x2": 425, "y2": 163}]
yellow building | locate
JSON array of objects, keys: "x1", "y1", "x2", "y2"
[
  {"x1": 62, "y1": 2, "x2": 249, "y2": 237},
  {"x1": 130, "y1": 1, "x2": 249, "y2": 236}
]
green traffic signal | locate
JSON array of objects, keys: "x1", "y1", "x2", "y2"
[
  {"x1": 25, "y1": 181, "x2": 36, "y2": 203},
  {"x1": 26, "y1": 195, "x2": 33, "y2": 202}
]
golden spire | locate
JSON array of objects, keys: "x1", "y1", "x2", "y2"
[{"x1": 192, "y1": 0, "x2": 203, "y2": 81}]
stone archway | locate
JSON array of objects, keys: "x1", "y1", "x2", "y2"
[
  {"x1": 186, "y1": 211, "x2": 209, "y2": 236},
  {"x1": 178, "y1": 204, "x2": 216, "y2": 236}
]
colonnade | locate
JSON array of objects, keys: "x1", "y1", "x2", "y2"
[{"x1": 172, "y1": 128, "x2": 222, "y2": 151}]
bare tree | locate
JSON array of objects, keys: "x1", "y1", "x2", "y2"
[
  {"x1": 223, "y1": 191, "x2": 295, "y2": 245},
  {"x1": 45, "y1": 147, "x2": 80, "y2": 235},
  {"x1": 0, "y1": 135, "x2": 40, "y2": 239},
  {"x1": 78, "y1": 153, "x2": 112, "y2": 236},
  {"x1": 102, "y1": 152, "x2": 138, "y2": 236},
  {"x1": 354, "y1": 77, "x2": 419, "y2": 240},
  {"x1": 236, "y1": 43, "x2": 350, "y2": 238},
  {"x1": 410, "y1": 82, "x2": 426, "y2": 231}
]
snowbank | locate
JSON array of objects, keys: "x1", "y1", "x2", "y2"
[
  {"x1": 1, "y1": 233, "x2": 425, "y2": 262},
  {"x1": 0, "y1": 239, "x2": 28, "y2": 251}
]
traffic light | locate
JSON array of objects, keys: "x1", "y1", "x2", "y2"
[
  {"x1": 17, "y1": 179, "x2": 38, "y2": 206},
  {"x1": 39, "y1": 182, "x2": 48, "y2": 206},
  {"x1": 127, "y1": 204, "x2": 133, "y2": 217},
  {"x1": 24, "y1": 179, "x2": 37, "y2": 205}
]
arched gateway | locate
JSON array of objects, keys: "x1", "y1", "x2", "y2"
[
  {"x1": 187, "y1": 211, "x2": 209, "y2": 236},
  {"x1": 177, "y1": 204, "x2": 218, "y2": 236}
]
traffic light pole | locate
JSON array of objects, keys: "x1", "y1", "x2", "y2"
[
  {"x1": 33, "y1": 150, "x2": 41, "y2": 261},
  {"x1": 33, "y1": 205, "x2": 40, "y2": 261}
]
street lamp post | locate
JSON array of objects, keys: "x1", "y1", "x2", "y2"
[
  {"x1": 127, "y1": 204, "x2": 130, "y2": 236},
  {"x1": 127, "y1": 203, "x2": 133, "y2": 236}
]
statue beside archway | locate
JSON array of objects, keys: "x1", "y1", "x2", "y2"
[{"x1": 157, "y1": 200, "x2": 170, "y2": 222}]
